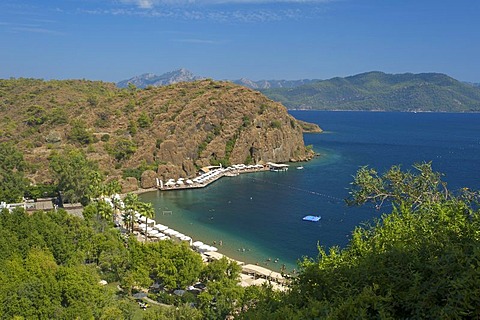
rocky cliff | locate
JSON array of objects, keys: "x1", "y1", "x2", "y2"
[{"x1": 0, "y1": 78, "x2": 319, "y2": 187}]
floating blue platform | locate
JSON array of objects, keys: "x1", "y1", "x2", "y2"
[{"x1": 303, "y1": 215, "x2": 321, "y2": 222}]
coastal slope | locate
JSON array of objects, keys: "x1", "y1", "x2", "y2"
[
  {"x1": 0, "y1": 78, "x2": 318, "y2": 188},
  {"x1": 261, "y1": 71, "x2": 480, "y2": 112}
]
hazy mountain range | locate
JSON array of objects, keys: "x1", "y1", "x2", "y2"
[
  {"x1": 117, "y1": 69, "x2": 480, "y2": 112},
  {"x1": 117, "y1": 69, "x2": 318, "y2": 90},
  {"x1": 263, "y1": 71, "x2": 480, "y2": 112}
]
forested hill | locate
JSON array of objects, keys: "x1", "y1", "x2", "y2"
[
  {"x1": 0, "y1": 78, "x2": 318, "y2": 188},
  {"x1": 262, "y1": 72, "x2": 480, "y2": 112}
]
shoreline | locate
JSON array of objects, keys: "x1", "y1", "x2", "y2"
[
  {"x1": 128, "y1": 217, "x2": 290, "y2": 291},
  {"x1": 121, "y1": 164, "x2": 298, "y2": 287}
]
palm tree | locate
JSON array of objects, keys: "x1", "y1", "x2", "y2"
[
  {"x1": 96, "y1": 200, "x2": 113, "y2": 232},
  {"x1": 138, "y1": 202, "x2": 155, "y2": 242},
  {"x1": 123, "y1": 193, "x2": 139, "y2": 234}
]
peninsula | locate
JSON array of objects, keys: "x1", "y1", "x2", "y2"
[{"x1": 0, "y1": 78, "x2": 320, "y2": 193}]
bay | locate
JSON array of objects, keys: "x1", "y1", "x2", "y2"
[{"x1": 140, "y1": 111, "x2": 480, "y2": 273}]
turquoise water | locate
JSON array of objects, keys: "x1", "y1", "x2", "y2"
[{"x1": 140, "y1": 111, "x2": 480, "y2": 273}]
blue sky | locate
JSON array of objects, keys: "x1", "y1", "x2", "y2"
[{"x1": 1, "y1": 0, "x2": 479, "y2": 82}]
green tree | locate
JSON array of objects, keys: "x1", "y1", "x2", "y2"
[
  {"x1": 49, "y1": 148, "x2": 102, "y2": 204},
  {"x1": 138, "y1": 201, "x2": 155, "y2": 241},
  {"x1": 123, "y1": 193, "x2": 140, "y2": 233},
  {"x1": 137, "y1": 111, "x2": 152, "y2": 128},
  {"x1": 0, "y1": 143, "x2": 28, "y2": 203},
  {"x1": 241, "y1": 164, "x2": 480, "y2": 319},
  {"x1": 68, "y1": 119, "x2": 95, "y2": 145},
  {"x1": 346, "y1": 162, "x2": 453, "y2": 210}
]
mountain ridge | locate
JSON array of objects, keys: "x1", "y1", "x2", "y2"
[
  {"x1": 117, "y1": 69, "x2": 319, "y2": 90},
  {"x1": 117, "y1": 70, "x2": 480, "y2": 112},
  {"x1": 262, "y1": 71, "x2": 480, "y2": 112}
]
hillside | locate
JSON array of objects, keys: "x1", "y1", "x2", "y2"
[
  {"x1": 0, "y1": 78, "x2": 318, "y2": 190},
  {"x1": 262, "y1": 72, "x2": 480, "y2": 112}
]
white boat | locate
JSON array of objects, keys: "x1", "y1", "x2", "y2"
[{"x1": 296, "y1": 166, "x2": 304, "y2": 170}]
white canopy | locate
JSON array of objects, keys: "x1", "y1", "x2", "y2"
[
  {"x1": 192, "y1": 241, "x2": 204, "y2": 248},
  {"x1": 154, "y1": 224, "x2": 168, "y2": 231},
  {"x1": 198, "y1": 244, "x2": 212, "y2": 252},
  {"x1": 164, "y1": 229, "x2": 180, "y2": 236},
  {"x1": 180, "y1": 235, "x2": 192, "y2": 241}
]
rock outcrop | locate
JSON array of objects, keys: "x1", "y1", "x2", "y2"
[{"x1": 0, "y1": 78, "x2": 320, "y2": 184}]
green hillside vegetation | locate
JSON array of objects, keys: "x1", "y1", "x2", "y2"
[
  {"x1": 1, "y1": 141, "x2": 479, "y2": 319},
  {"x1": 240, "y1": 163, "x2": 480, "y2": 318},
  {"x1": 262, "y1": 72, "x2": 480, "y2": 112},
  {"x1": 0, "y1": 78, "x2": 316, "y2": 190}
]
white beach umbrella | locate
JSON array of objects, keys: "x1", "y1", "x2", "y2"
[
  {"x1": 148, "y1": 229, "x2": 160, "y2": 235},
  {"x1": 208, "y1": 246, "x2": 218, "y2": 252},
  {"x1": 151, "y1": 233, "x2": 164, "y2": 238},
  {"x1": 138, "y1": 223, "x2": 148, "y2": 230},
  {"x1": 186, "y1": 179, "x2": 194, "y2": 184},
  {"x1": 164, "y1": 229, "x2": 180, "y2": 236},
  {"x1": 146, "y1": 218, "x2": 156, "y2": 225},
  {"x1": 174, "y1": 233, "x2": 185, "y2": 239},
  {"x1": 154, "y1": 224, "x2": 168, "y2": 231},
  {"x1": 192, "y1": 241, "x2": 204, "y2": 248},
  {"x1": 180, "y1": 235, "x2": 192, "y2": 242},
  {"x1": 199, "y1": 244, "x2": 212, "y2": 252}
]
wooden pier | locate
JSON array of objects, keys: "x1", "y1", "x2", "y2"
[{"x1": 158, "y1": 164, "x2": 271, "y2": 191}]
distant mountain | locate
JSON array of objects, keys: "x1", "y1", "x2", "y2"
[
  {"x1": 118, "y1": 70, "x2": 318, "y2": 90},
  {"x1": 232, "y1": 78, "x2": 319, "y2": 89},
  {"x1": 117, "y1": 68, "x2": 204, "y2": 88},
  {"x1": 261, "y1": 72, "x2": 480, "y2": 112}
]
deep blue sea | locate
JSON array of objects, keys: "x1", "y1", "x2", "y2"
[{"x1": 140, "y1": 111, "x2": 480, "y2": 273}]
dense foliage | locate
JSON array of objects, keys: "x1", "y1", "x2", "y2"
[
  {"x1": 0, "y1": 142, "x2": 28, "y2": 203},
  {"x1": 241, "y1": 164, "x2": 480, "y2": 319},
  {"x1": 0, "y1": 202, "x2": 267, "y2": 319},
  {"x1": 262, "y1": 71, "x2": 480, "y2": 112}
]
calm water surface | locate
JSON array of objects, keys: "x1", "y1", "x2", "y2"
[{"x1": 140, "y1": 111, "x2": 480, "y2": 272}]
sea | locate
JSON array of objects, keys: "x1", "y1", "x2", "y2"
[{"x1": 140, "y1": 111, "x2": 480, "y2": 273}]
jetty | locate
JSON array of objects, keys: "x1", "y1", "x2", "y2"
[{"x1": 157, "y1": 163, "x2": 280, "y2": 191}]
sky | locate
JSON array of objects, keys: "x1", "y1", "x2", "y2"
[{"x1": 0, "y1": 0, "x2": 479, "y2": 83}]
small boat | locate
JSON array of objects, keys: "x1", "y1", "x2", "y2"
[
  {"x1": 296, "y1": 166, "x2": 304, "y2": 170},
  {"x1": 303, "y1": 215, "x2": 321, "y2": 222}
]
